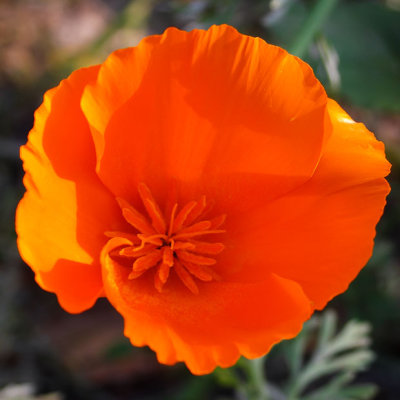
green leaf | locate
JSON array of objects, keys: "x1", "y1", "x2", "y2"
[
  {"x1": 315, "y1": 309, "x2": 337, "y2": 353},
  {"x1": 323, "y1": 2, "x2": 400, "y2": 111},
  {"x1": 337, "y1": 384, "x2": 379, "y2": 400},
  {"x1": 300, "y1": 372, "x2": 355, "y2": 400},
  {"x1": 288, "y1": 0, "x2": 338, "y2": 58},
  {"x1": 266, "y1": 1, "x2": 400, "y2": 111},
  {"x1": 282, "y1": 311, "x2": 376, "y2": 400}
]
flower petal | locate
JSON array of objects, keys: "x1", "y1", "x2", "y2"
[
  {"x1": 81, "y1": 25, "x2": 328, "y2": 204},
  {"x1": 101, "y1": 238, "x2": 312, "y2": 374},
  {"x1": 16, "y1": 66, "x2": 124, "y2": 312},
  {"x1": 35, "y1": 260, "x2": 104, "y2": 313},
  {"x1": 222, "y1": 99, "x2": 390, "y2": 309}
]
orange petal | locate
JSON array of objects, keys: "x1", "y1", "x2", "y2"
[
  {"x1": 223, "y1": 99, "x2": 390, "y2": 309},
  {"x1": 81, "y1": 25, "x2": 327, "y2": 206},
  {"x1": 16, "y1": 66, "x2": 124, "y2": 311},
  {"x1": 101, "y1": 250, "x2": 312, "y2": 374},
  {"x1": 35, "y1": 260, "x2": 103, "y2": 313}
]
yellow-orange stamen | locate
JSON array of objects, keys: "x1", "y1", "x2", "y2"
[
  {"x1": 154, "y1": 262, "x2": 170, "y2": 292},
  {"x1": 120, "y1": 245, "x2": 156, "y2": 258},
  {"x1": 176, "y1": 250, "x2": 216, "y2": 266},
  {"x1": 173, "y1": 229, "x2": 225, "y2": 241},
  {"x1": 174, "y1": 260, "x2": 199, "y2": 294},
  {"x1": 110, "y1": 183, "x2": 225, "y2": 294},
  {"x1": 162, "y1": 246, "x2": 174, "y2": 267},
  {"x1": 132, "y1": 249, "x2": 163, "y2": 272},
  {"x1": 128, "y1": 270, "x2": 147, "y2": 280},
  {"x1": 179, "y1": 261, "x2": 214, "y2": 281},
  {"x1": 172, "y1": 201, "x2": 197, "y2": 233},
  {"x1": 185, "y1": 195, "x2": 207, "y2": 226},
  {"x1": 168, "y1": 203, "x2": 178, "y2": 237},
  {"x1": 210, "y1": 214, "x2": 227, "y2": 229},
  {"x1": 138, "y1": 183, "x2": 167, "y2": 233},
  {"x1": 187, "y1": 240, "x2": 225, "y2": 255}
]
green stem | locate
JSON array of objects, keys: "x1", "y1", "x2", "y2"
[
  {"x1": 246, "y1": 357, "x2": 270, "y2": 400},
  {"x1": 288, "y1": 0, "x2": 339, "y2": 59}
]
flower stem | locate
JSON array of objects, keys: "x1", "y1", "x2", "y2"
[
  {"x1": 288, "y1": 0, "x2": 338, "y2": 59},
  {"x1": 244, "y1": 357, "x2": 270, "y2": 400}
]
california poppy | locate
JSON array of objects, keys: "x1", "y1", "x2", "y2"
[{"x1": 16, "y1": 25, "x2": 390, "y2": 374}]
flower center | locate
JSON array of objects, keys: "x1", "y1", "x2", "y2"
[{"x1": 106, "y1": 183, "x2": 225, "y2": 294}]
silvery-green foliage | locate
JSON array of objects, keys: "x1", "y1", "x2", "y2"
[{"x1": 215, "y1": 310, "x2": 377, "y2": 400}]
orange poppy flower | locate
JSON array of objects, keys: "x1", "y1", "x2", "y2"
[{"x1": 16, "y1": 25, "x2": 390, "y2": 374}]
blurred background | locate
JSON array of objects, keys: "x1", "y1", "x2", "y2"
[{"x1": 0, "y1": 0, "x2": 399, "y2": 399}]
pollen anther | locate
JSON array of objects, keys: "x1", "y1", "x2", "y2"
[{"x1": 112, "y1": 183, "x2": 226, "y2": 294}]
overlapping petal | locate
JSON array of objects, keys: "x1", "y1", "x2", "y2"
[
  {"x1": 222, "y1": 99, "x2": 390, "y2": 308},
  {"x1": 16, "y1": 66, "x2": 124, "y2": 312},
  {"x1": 81, "y1": 25, "x2": 329, "y2": 205},
  {"x1": 101, "y1": 237, "x2": 312, "y2": 374}
]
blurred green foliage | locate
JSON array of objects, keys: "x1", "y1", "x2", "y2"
[{"x1": 213, "y1": 311, "x2": 377, "y2": 400}]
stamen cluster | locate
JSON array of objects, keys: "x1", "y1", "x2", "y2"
[{"x1": 107, "y1": 183, "x2": 225, "y2": 294}]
